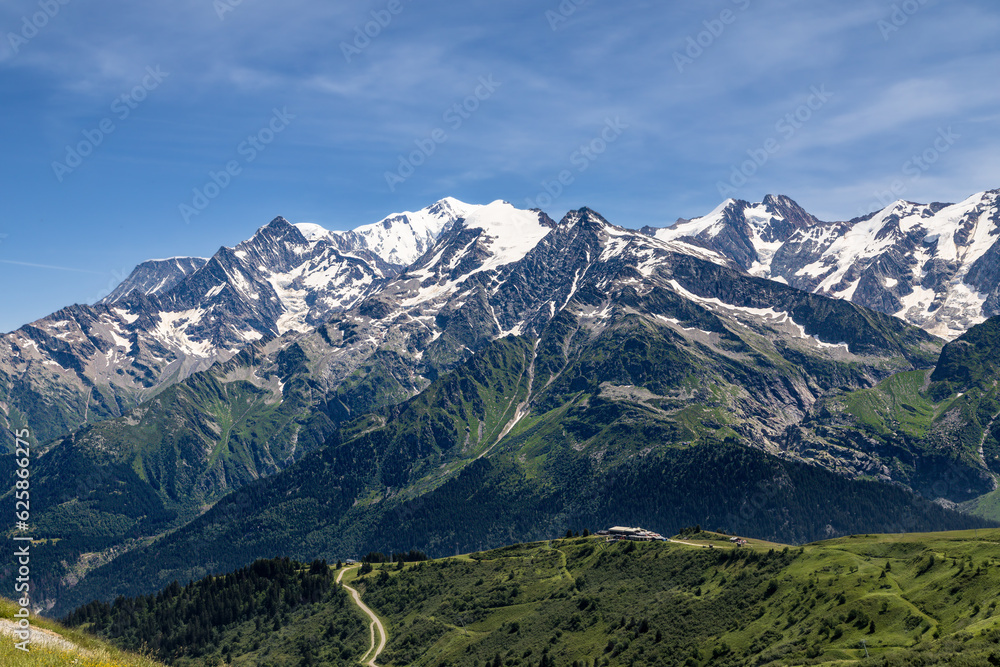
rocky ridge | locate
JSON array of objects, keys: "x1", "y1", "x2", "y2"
[{"x1": 652, "y1": 189, "x2": 1000, "y2": 340}]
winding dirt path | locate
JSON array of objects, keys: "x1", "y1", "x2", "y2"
[
  {"x1": 337, "y1": 565, "x2": 388, "y2": 667},
  {"x1": 666, "y1": 538, "x2": 709, "y2": 547}
]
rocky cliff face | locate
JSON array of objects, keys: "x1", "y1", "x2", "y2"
[{"x1": 99, "y1": 257, "x2": 208, "y2": 304}]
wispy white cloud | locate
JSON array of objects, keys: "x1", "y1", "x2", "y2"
[{"x1": 0, "y1": 259, "x2": 104, "y2": 274}]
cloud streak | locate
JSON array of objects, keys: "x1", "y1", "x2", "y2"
[{"x1": 0, "y1": 259, "x2": 105, "y2": 274}]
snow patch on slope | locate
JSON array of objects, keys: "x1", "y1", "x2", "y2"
[
  {"x1": 668, "y1": 280, "x2": 850, "y2": 351},
  {"x1": 334, "y1": 197, "x2": 481, "y2": 268},
  {"x1": 293, "y1": 223, "x2": 331, "y2": 242},
  {"x1": 656, "y1": 199, "x2": 736, "y2": 241},
  {"x1": 463, "y1": 200, "x2": 552, "y2": 273},
  {"x1": 153, "y1": 309, "x2": 214, "y2": 356}
]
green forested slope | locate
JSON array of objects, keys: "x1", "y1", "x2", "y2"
[
  {"x1": 69, "y1": 531, "x2": 1000, "y2": 667},
  {"x1": 793, "y1": 317, "x2": 1000, "y2": 507},
  {"x1": 63, "y1": 557, "x2": 368, "y2": 667}
]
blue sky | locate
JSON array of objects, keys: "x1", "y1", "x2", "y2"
[{"x1": 1, "y1": 0, "x2": 999, "y2": 332}]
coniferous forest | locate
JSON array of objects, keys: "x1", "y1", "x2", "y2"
[{"x1": 63, "y1": 557, "x2": 367, "y2": 666}]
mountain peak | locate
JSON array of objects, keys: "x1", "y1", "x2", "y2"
[
  {"x1": 400, "y1": 200, "x2": 552, "y2": 286},
  {"x1": 460, "y1": 200, "x2": 546, "y2": 234},
  {"x1": 242, "y1": 216, "x2": 310, "y2": 251},
  {"x1": 98, "y1": 256, "x2": 208, "y2": 305},
  {"x1": 427, "y1": 196, "x2": 470, "y2": 215},
  {"x1": 323, "y1": 198, "x2": 481, "y2": 269},
  {"x1": 292, "y1": 222, "x2": 330, "y2": 242},
  {"x1": 559, "y1": 207, "x2": 612, "y2": 232},
  {"x1": 265, "y1": 216, "x2": 292, "y2": 229},
  {"x1": 652, "y1": 197, "x2": 785, "y2": 270},
  {"x1": 575, "y1": 206, "x2": 608, "y2": 220},
  {"x1": 761, "y1": 194, "x2": 822, "y2": 227}
]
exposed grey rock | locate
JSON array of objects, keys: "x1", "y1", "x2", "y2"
[{"x1": 99, "y1": 257, "x2": 208, "y2": 304}]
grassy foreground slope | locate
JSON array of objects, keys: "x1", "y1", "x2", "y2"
[
  {"x1": 65, "y1": 530, "x2": 1000, "y2": 666},
  {"x1": 0, "y1": 597, "x2": 165, "y2": 667},
  {"x1": 350, "y1": 530, "x2": 1000, "y2": 667}
]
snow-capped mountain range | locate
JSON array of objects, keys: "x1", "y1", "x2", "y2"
[
  {"x1": 3, "y1": 188, "x2": 999, "y2": 450},
  {"x1": 653, "y1": 189, "x2": 1000, "y2": 339},
  {"x1": 0, "y1": 198, "x2": 483, "y2": 445},
  {"x1": 27, "y1": 195, "x2": 966, "y2": 616}
]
